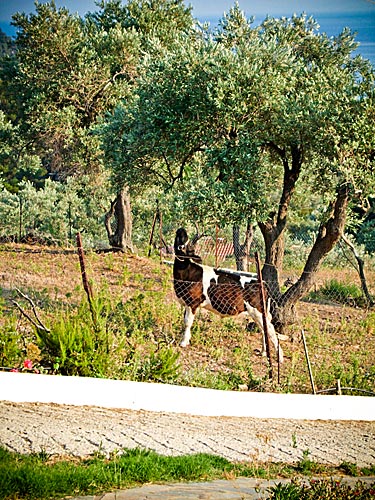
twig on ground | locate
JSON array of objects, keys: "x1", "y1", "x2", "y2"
[{"x1": 11, "y1": 289, "x2": 50, "y2": 333}]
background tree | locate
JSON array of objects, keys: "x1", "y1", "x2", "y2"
[
  {"x1": 7, "y1": 1, "x2": 140, "y2": 171},
  {"x1": 0, "y1": 0, "x2": 195, "y2": 249},
  {"x1": 0, "y1": 28, "x2": 14, "y2": 57},
  {"x1": 0, "y1": 111, "x2": 45, "y2": 192},
  {"x1": 1, "y1": 0, "x2": 136, "y2": 243},
  {"x1": 0, "y1": 23, "x2": 15, "y2": 127}
]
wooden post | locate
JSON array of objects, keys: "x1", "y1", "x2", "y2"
[
  {"x1": 336, "y1": 379, "x2": 342, "y2": 395},
  {"x1": 148, "y1": 201, "x2": 161, "y2": 258},
  {"x1": 301, "y1": 329, "x2": 316, "y2": 394},
  {"x1": 68, "y1": 201, "x2": 73, "y2": 242},
  {"x1": 76, "y1": 232, "x2": 95, "y2": 322},
  {"x1": 18, "y1": 196, "x2": 23, "y2": 243},
  {"x1": 159, "y1": 209, "x2": 163, "y2": 262},
  {"x1": 148, "y1": 210, "x2": 158, "y2": 257},
  {"x1": 341, "y1": 234, "x2": 374, "y2": 307},
  {"x1": 255, "y1": 252, "x2": 273, "y2": 380}
]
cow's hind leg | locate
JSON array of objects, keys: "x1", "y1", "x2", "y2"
[
  {"x1": 265, "y1": 316, "x2": 284, "y2": 363},
  {"x1": 180, "y1": 306, "x2": 195, "y2": 347}
]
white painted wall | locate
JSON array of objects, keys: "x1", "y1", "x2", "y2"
[{"x1": 1, "y1": 371, "x2": 374, "y2": 420}]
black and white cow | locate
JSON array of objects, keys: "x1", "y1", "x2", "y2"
[{"x1": 173, "y1": 227, "x2": 283, "y2": 362}]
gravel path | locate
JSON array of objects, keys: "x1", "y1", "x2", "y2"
[{"x1": 1, "y1": 401, "x2": 374, "y2": 466}]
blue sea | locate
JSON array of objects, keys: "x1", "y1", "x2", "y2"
[
  {"x1": 317, "y1": 12, "x2": 375, "y2": 66},
  {"x1": 203, "y1": 11, "x2": 375, "y2": 67},
  {"x1": 1, "y1": 11, "x2": 374, "y2": 66}
]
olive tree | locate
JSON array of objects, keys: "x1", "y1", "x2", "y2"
[
  {"x1": 103, "y1": 3, "x2": 375, "y2": 329},
  {"x1": 0, "y1": 1, "x2": 141, "y2": 249},
  {"x1": 1, "y1": 0, "x2": 194, "y2": 250}
]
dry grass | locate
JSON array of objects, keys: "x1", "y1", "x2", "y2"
[{"x1": 0, "y1": 242, "x2": 374, "y2": 394}]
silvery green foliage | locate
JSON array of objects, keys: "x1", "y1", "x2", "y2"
[
  {"x1": 0, "y1": 176, "x2": 112, "y2": 246},
  {"x1": 0, "y1": 112, "x2": 46, "y2": 192},
  {"x1": 0, "y1": 182, "x2": 19, "y2": 233},
  {"x1": 104, "y1": 9, "x2": 375, "y2": 230}
]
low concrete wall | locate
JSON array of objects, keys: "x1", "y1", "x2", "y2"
[{"x1": 1, "y1": 371, "x2": 374, "y2": 420}]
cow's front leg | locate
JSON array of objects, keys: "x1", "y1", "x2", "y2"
[{"x1": 180, "y1": 306, "x2": 195, "y2": 347}]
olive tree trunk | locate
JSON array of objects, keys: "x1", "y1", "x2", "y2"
[
  {"x1": 262, "y1": 183, "x2": 350, "y2": 332},
  {"x1": 257, "y1": 143, "x2": 351, "y2": 333},
  {"x1": 232, "y1": 221, "x2": 254, "y2": 271},
  {"x1": 258, "y1": 144, "x2": 302, "y2": 304},
  {"x1": 104, "y1": 186, "x2": 134, "y2": 252}
]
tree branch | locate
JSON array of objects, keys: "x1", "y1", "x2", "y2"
[
  {"x1": 283, "y1": 183, "x2": 350, "y2": 306},
  {"x1": 341, "y1": 233, "x2": 374, "y2": 307},
  {"x1": 12, "y1": 289, "x2": 50, "y2": 333}
]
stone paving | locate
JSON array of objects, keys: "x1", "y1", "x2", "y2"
[
  {"x1": 71, "y1": 478, "x2": 291, "y2": 500},
  {"x1": 69, "y1": 477, "x2": 375, "y2": 500},
  {"x1": 1, "y1": 400, "x2": 375, "y2": 499}
]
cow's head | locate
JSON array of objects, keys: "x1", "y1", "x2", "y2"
[
  {"x1": 174, "y1": 227, "x2": 189, "y2": 253},
  {"x1": 174, "y1": 228, "x2": 202, "y2": 263}
]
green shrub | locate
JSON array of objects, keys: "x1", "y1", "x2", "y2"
[
  {"x1": 111, "y1": 292, "x2": 180, "y2": 341},
  {"x1": 124, "y1": 345, "x2": 181, "y2": 383},
  {"x1": 15, "y1": 289, "x2": 182, "y2": 381},
  {"x1": 356, "y1": 218, "x2": 375, "y2": 254},
  {"x1": 315, "y1": 355, "x2": 375, "y2": 396},
  {"x1": 269, "y1": 478, "x2": 375, "y2": 499},
  {"x1": 0, "y1": 176, "x2": 111, "y2": 247},
  {"x1": 307, "y1": 279, "x2": 364, "y2": 306},
  {"x1": 35, "y1": 295, "x2": 121, "y2": 377},
  {"x1": 0, "y1": 316, "x2": 23, "y2": 369}
]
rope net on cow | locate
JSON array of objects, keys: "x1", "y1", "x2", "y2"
[
  {"x1": 162, "y1": 223, "x2": 374, "y2": 312},
  {"x1": 173, "y1": 277, "x2": 264, "y2": 317}
]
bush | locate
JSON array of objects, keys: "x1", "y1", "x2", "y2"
[
  {"x1": 35, "y1": 295, "x2": 119, "y2": 377},
  {"x1": 307, "y1": 279, "x2": 364, "y2": 306},
  {"x1": 0, "y1": 316, "x2": 23, "y2": 369},
  {"x1": 269, "y1": 478, "x2": 375, "y2": 499},
  {"x1": 7, "y1": 288, "x2": 182, "y2": 381},
  {"x1": 0, "y1": 176, "x2": 111, "y2": 247},
  {"x1": 130, "y1": 346, "x2": 181, "y2": 383}
]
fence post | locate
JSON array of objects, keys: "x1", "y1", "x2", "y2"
[
  {"x1": 159, "y1": 208, "x2": 163, "y2": 262},
  {"x1": 301, "y1": 329, "x2": 316, "y2": 394},
  {"x1": 215, "y1": 224, "x2": 219, "y2": 268},
  {"x1": 255, "y1": 251, "x2": 273, "y2": 380},
  {"x1": 68, "y1": 201, "x2": 73, "y2": 242},
  {"x1": 148, "y1": 201, "x2": 160, "y2": 257},
  {"x1": 336, "y1": 379, "x2": 342, "y2": 395},
  {"x1": 76, "y1": 232, "x2": 95, "y2": 323}
]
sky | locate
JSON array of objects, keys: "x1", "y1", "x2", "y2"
[{"x1": 1, "y1": 0, "x2": 374, "y2": 36}]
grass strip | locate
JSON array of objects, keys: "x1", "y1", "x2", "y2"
[
  {"x1": 1, "y1": 446, "x2": 374, "y2": 500},
  {"x1": 1, "y1": 447, "x2": 236, "y2": 499}
]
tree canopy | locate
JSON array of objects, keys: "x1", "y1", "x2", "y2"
[
  {"x1": 106, "y1": 6, "x2": 374, "y2": 211},
  {"x1": 0, "y1": 0, "x2": 194, "y2": 188}
]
